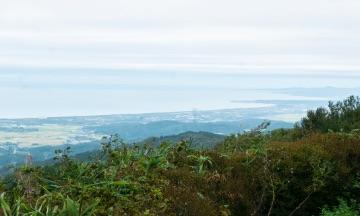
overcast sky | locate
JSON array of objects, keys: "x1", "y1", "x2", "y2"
[
  {"x1": 1, "y1": 0, "x2": 360, "y2": 72},
  {"x1": 0, "y1": 0, "x2": 360, "y2": 118}
]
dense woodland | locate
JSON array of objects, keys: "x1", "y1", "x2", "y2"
[{"x1": 1, "y1": 96, "x2": 360, "y2": 215}]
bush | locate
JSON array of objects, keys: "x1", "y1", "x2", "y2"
[
  {"x1": 321, "y1": 199, "x2": 359, "y2": 216},
  {"x1": 1, "y1": 97, "x2": 360, "y2": 215},
  {"x1": 301, "y1": 96, "x2": 360, "y2": 134}
]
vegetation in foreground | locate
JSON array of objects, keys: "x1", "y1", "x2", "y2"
[{"x1": 1, "y1": 96, "x2": 360, "y2": 215}]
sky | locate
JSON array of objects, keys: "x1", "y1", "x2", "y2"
[{"x1": 0, "y1": 0, "x2": 360, "y2": 118}]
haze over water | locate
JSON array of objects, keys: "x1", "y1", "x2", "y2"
[
  {"x1": 1, "y1": 69, "x2": 360, "y2": 119},
  {"x1": 1, "y1": 0, "x2": 360, "y2": 118}
]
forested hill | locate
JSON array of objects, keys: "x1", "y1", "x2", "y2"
[
  {"x1": 67, "y1": 131, "x2": 226, "y2": 163},
  {"x1": 137, "y1": 131, "x2": 225, "y2": 149},
  {"x1": 0, "y1": 96, "x2": 360, "y2": 216}
]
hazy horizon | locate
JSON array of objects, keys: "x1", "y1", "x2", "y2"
[
  {"x1": 1, "y1": 0, "x2": 360, "y2": 118},
  {"x1": 1, "y1": 69, "x2": 359, "y2": 119}
]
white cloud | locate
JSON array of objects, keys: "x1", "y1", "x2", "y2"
[
  {"x1": 0, "y1": 0, "x2": 359, "y2": 73},
  {"x1": 1, "y1": 0, "x2": 360, "y2": 118}
]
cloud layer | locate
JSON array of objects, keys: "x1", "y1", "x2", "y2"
[
  {"x1": 1, "y1": 0, "x2": 360, "y2": 118},
  {"x1": 1, "y1": 0, "x2": 360, "y2": 72}
]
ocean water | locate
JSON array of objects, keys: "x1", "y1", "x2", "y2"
[{"x1": 0, "y1": 68, "x2": 359, "y2": 119}]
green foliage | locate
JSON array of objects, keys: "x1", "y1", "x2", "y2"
[
  {"x1": 301, "y1": 95, "x2": 360, "y2": 134},
  {"x1": 187, "y1": 154, "x2": 213, "y2": 175},
  {"x1": 321, "y1": 199, "x2": 359, "y2": 216},
  {"x1": 1, "y1": 131, "x2": 359, "y2": 215},
  {"x1": 1, "y1": 97, "x2": 360, "y2": 215},
  {"x1": 219, "y1": 121, "x2": 270, "y2": 154},
  {"x1": 0, "y1": 192, "x2": 98, "y2": 216}
]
